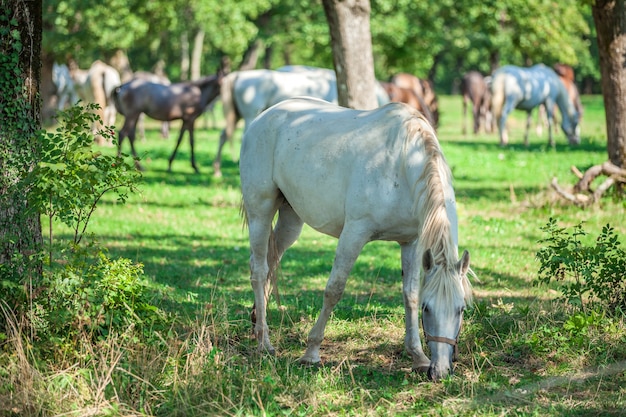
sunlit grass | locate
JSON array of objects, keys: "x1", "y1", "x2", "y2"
[{"x1": 5, "y1": 95, "x2": 625, "y2": 416}]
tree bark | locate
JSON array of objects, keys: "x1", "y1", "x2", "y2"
[
  {"x1": 191, "y1": 29, "x2": 205, "y2": 80},
  {"x1": 0, "y1": 0, "x2": 44, "y2": 301},
  {"x1": 180, "y1": 31, "x2": 190, "y2": 80},
  {"x1": 322, "y1": 0, "x2": 378, "y2": 110},
  {"x1": 592, "y1": 0, "x2": 626, "y2": 170}
]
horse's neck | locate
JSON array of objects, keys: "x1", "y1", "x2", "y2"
[
  {"x1": 554, "y1": 83, "x2": 576, "y2": 122},
  {"x1": 198, "y1": 78, "x2": 219, "y2": 106}
]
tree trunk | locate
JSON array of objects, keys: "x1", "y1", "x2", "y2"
[
  {"x1": 180, "y1": 31, "x2": 190, "y2": 81},
  {"x1": 322, "y1": 0, "x2": 378, "y2": 110},
  {"x1": 592, "y1": 0, "x2": 626, "y2": 170},
  {"x1": 191, "y1": 29, "x2": 205, "y2": 80},
  {"x1": 239, "y1": 39, "x2": 262, "y2": 71},
  {"x1": 0, "y1": 0, "x2": 44, "y2": 303}
]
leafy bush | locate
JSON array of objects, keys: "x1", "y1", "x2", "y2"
[
  {"x1": 29, "y1": 104, "x2": 141, "y2": 248},
  {"x1": 31, "y1": 245, "x2": 169, "y2": 354},
  {"x1": 535, "y1": 218, "x2": 626, "y2": 314}
]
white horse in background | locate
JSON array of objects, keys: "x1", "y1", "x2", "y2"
[
  {"x1": 52, "y1": 62, "x2": 79, "y2": 110},
  {"x1": 69, "y1": 60, "x2": 122, "y2": 138},
  {"x1": 240, "y1": 97, "x2": 473, "y2": 381},
  {"x1": 213, "y1": 66, "x2": 390, "y2": 177}
]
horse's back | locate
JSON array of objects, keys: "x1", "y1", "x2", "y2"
[
  {"x1": 241, "y1": 98, "x2": 432, "y2": 238},
  {"x1": 492, "y1": 64, "x2": 563, "y2": 110}
]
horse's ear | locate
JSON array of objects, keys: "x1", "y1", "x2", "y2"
[
  {"x1": 422, "y1": 249, "x2": 434, "y2": 272},
  {"x1": 457, "y1": 250, "x2": 470, "y2": 276}
]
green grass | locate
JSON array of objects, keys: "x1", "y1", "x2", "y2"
[{"x1": 4, "y1": 95, "x2": 626, "y2": 416}]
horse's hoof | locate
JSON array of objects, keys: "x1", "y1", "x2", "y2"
[
  {"x1": 412, "y1": 365, "x2": 430, "y2": 374},
  {"x1": 298, "y1": 357, "x2": 322, "y2": 367}
]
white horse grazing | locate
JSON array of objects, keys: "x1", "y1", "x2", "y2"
[
  {"x1": 213, "y1": 67, "x2": 390, "y2": 177},
  {"x1": 490, "y1": 64, "x2": 580, "y2": 147},
  {"x1": 70, "y1": 60, "x2": 122, "y2": 134},
  {"x1": 240, "y1": 97, "x2": 473, "y2": 381}
]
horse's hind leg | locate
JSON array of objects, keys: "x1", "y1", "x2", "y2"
[
  {"x1": 267, "y1": 203, "x2": 304, "y2": 298},
  {"x1": 246, "y1": 196, "x2": 281, "y2": 355},
  {"x1": 251, "y1": 202, "x2": 304, "y2": 328},
  {"x1": 213, "y1": 129, "x2": 228, "y2": 178},
  {"x1": 524, "y1": 111, "x2": 532, "y2": 147}
]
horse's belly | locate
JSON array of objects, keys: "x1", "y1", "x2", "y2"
[{"x1": 276, "y1": 178, "x2": 347, "y2": 238}]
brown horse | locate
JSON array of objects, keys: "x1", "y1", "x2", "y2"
[
  {"x1": 390, "y1": 73, "x2": 439, "y2": 128},
  {"x1": 460, "y1": 71, "x2": 493, "y2": 135},
  {"x1": 112, "y1": 68, "x2": 225, "y2": 172},
  {"x1": 380, "y1": 81, "x2": 436, "y2": 128},
  {"x1": 131, "y1": 71, "x2": 172, "y2": 140}
]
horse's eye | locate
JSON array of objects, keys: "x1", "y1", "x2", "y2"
[{"x1": 422, "y1": 304, "x2": 429, "y2": 313}]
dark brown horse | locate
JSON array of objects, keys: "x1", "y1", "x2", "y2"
[
  {"x1": 390, "y1": 73, "x2": 439, "y2": 128},
  {"x1": 380, "y1": 81, "x2": 436, "y2": 128},
  {"x1": 113, "y1": 68, "x2": 225, "y2": 172},
  {"x1": 460, "y1": 71, "x2": 493, "y2": 135}
]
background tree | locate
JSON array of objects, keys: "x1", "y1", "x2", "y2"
[
  {"x1": 592, "y1": 0, "x2": 626, "y2": 170},
  {"x1": 322, "y1": 0, "x2": 378, "y2": 109},
  {"x1": 1, "y1": 0, "x2": 43, "y2": 308}
]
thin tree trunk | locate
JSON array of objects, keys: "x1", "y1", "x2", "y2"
[
  {"x1": 191, "y1": 29, "x2": 205, "y2": 80},
  {"x1": 180, "y1": 31, "x2": 190, "y2": 81},
  {"x1": 322, "y1": 0, "x2": 378, "y2": 110}
]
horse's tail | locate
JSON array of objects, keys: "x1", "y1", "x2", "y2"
[
  {"x1": 220, "y1": 71, "x2": 241, "y2": 143},
  {"x1": 111, "y1": 85, "x2": 125, "y2": 116},
  {"x1": 490, "y1": 72, "x2": 506, "y2": 124}
]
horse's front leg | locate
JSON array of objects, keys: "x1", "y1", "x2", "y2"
[
  {"x1": 401, "y1": 243, "x2": 430, "y2": 372},
  {"x1": 188, "y1": 121, "x2": 200, "y2": 173},
  {"x1": 168, "y1": 123, "x2": 190, "y2": 173},
  {"x1": 300, "y1": 228, "x2": 368, "y2": 365}
]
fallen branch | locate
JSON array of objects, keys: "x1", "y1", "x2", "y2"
[
  {"x1": 573, "y1": 161, "x2": 626, "y2": 193},
  {"x1": 552, "y1": 161, "x2": 626, "y2": 206}
]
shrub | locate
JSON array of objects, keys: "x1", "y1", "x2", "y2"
[
  {"x1": 31, "y1": 245, "x2": 170, "y2": 355},
  {"x1": 535, "y1": 218, "x2": 626, "y2": 314}
]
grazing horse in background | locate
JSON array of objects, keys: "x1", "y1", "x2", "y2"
[
  {"x1": 112, "y1": 68, "x2": 224, "y2": 172},
  {"x1": 390, "y1": 73, "x2": 439, "y2": 128},
  {"x1": 131, "y1": 71, "x2": 172, "y2": 140},
  {"x1": 52, "y1": 62, "x2": 79, "y2": 110},
  {"x1": 240, "y1": 97, "x2": 472, "y2": 381},
  {"x1": 490, "y1": 64, "x2": 580, "y2": 147},
  {"x1": 380, "y1": 81, "x2": 436, "y2": 128},
  {"x1": 460, "y1": 71, "x2": 493, "y2": 135},
  {"x1": 69, "y1": 60, "x2": 122, "y2": 141},
  {"x1": 214, "y1": 66, "x2": 390, "y2": 177},
  {"x1": 276, "y1": 65, "x2": 391, "y2": 106},
  {"x1": 536, "y1": 63, "x2": 584, "y2": 134}
]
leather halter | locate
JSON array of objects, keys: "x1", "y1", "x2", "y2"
[{"x1": 422, "y1": 317, "x2": 462, "y2": 361}]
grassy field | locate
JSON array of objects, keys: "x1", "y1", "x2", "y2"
[{"x1": 6, "y1": 95, "x2": 626, "y2": 416}]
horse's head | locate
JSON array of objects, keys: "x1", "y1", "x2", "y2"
[
  {"x1": 420, "y1": 249, "x2": 471, "y2": 381},
  {"x1": 562, "y1": 108, "x2": 581, "y2": 145}
]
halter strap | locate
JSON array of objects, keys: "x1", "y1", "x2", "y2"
[{"x1": 422, "y1": 319, "x2": 462, "y2": 361}]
